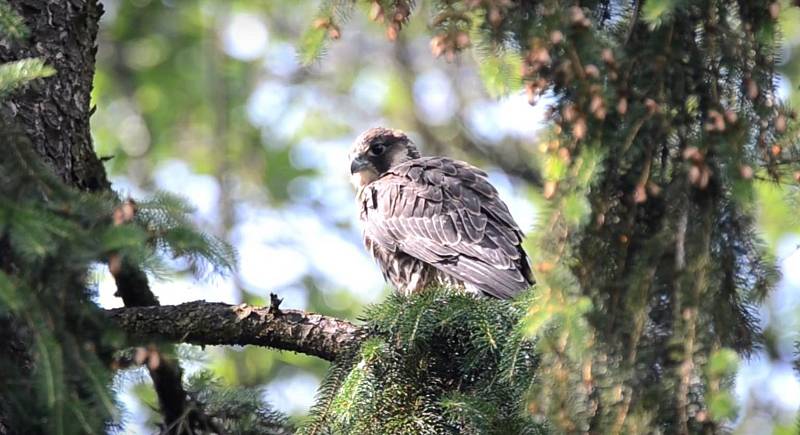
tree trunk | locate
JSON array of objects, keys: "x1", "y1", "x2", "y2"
[
  {"x1": 0, "y1": 2, "x2": 106, "y2": 432},
  {"x1": 0, "y1": 0, "x2": 108, "y2": 191},
  {"x1": 0, "y1": 3, "x2": 235, "y2": 434}
]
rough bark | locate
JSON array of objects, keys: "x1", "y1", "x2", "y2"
[
  {"x1": 0, "y1": 2, "x2": 107, "y2": 432},
  {"x1": 107, "y1": 301, "x2": 363, "y2": 361},
  {"x1": 0, "y1": 0, "x2": 109, "y2": 191}
]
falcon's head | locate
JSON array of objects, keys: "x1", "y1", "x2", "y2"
[{"x1": 349, "y1": 127, "x2": 420, "y2": 188}]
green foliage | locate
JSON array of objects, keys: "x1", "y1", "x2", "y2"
[
  {"x1": 480, "y1": 0, "x2": 784, "y2": 432},
  {"x1": 298, "y1": 26, "x2": 330, "y2": 66},
  {"x1": 641, "y1": 0, "x2": 688, "y2": 29},
  {"x1": 0, "y1": 128, "x2": 118, "y2": 432},
  {"x1": 0, "y1": 12, "x2": 108, "y2": 429},
  {"x1": 134, "y1": 192, "x2": 237, "y2": 277},
  {"x1": 186, "y1": 371, "x2": 294, "y2": 435},
  {"x1": 0, "y1": 117, "x2": 243, "y2": 432},
  {"x1": 0, "y1": 58, "x2": 55, "y2": 96},
  {"x1": 300, "y1": 287, "x2": 545, "y2": 434},
  {"x1": 299, "y1": 0, "x2": 417, "y2": 65},
  {"x1": 0, "y1": 3, "x2": 53, "y2": 96},
  {"x1": 705, "y1": 349, "x2": 739, "y2": 421},
  {"x1": 298, "y1": 0, "x2": 358, "y2": 65},
  {"x1": 475, "y1": 49, "x2": 522, "y2": 99},
  {"x1": 0, "y1": 273, "x2": 121, "y2": 435},
  {"x1": 0, "y1": 0, "x2": 26, "y2": 40},
  {"x1": 0, "y1": 29, "x2": 239, "y2": 427}
]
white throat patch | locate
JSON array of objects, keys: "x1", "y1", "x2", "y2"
[{"x1": 351, "y1": 169, "x2": 379, "y2": 189}]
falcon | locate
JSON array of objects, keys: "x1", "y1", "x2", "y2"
[{"x1": 349, "y1": 127, "x2": 533, "y2": 299}]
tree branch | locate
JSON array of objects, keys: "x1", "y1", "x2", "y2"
[{"x1": 106, "y1": 301, "x2": 362, "y2": 362}]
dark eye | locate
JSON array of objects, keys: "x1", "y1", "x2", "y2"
[{"x1": 368, "y1": 144, "x2": 386, "y2": 156}]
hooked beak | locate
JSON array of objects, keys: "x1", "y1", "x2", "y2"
[{"x1": 350, "y1": 156, "x2": 370, "y2": 174}]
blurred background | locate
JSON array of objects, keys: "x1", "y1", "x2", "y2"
[{"x1": 89, "y1": 1, "x2": 800, "y2": 433}]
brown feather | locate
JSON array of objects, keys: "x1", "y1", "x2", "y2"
[{"x1": 358, "y1": 156, "x2": 533, "y2": 299}]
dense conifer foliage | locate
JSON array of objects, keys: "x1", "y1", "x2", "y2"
[
  {"x1": 300, "y1": 0, "x2": 790, "y2": 432},
  {"x1": 1, "y1": 0, "x2": 799, "y2": 433}
]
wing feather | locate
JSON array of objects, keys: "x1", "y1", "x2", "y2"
[
  {"x1": 407, "y1": 165, "x2": 423, "y2": 181},
  {"x1": 457, "y1": 207, "x2": 482, "y2": 243},
  {"x1": 422, "y1": 217, "x2": 439, "y2": 242},
  {"x1": 469, "y1": 178, "x2": 496, "y2": 198},
  {"x1": 360, "y1": 157, "x2": 533, "y2": 298}
]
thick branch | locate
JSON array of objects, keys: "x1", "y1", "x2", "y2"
[{"x1": 107, "y1": 301, "x2": 362, "y2": 362}]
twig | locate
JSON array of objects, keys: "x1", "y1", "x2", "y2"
[{"x1": 269, "y1": 293, "x2": 283, "y2": 315}]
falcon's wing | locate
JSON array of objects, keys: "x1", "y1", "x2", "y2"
[{"x1": 360, "y1": 157, "x2": 533, "y2": 299}]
